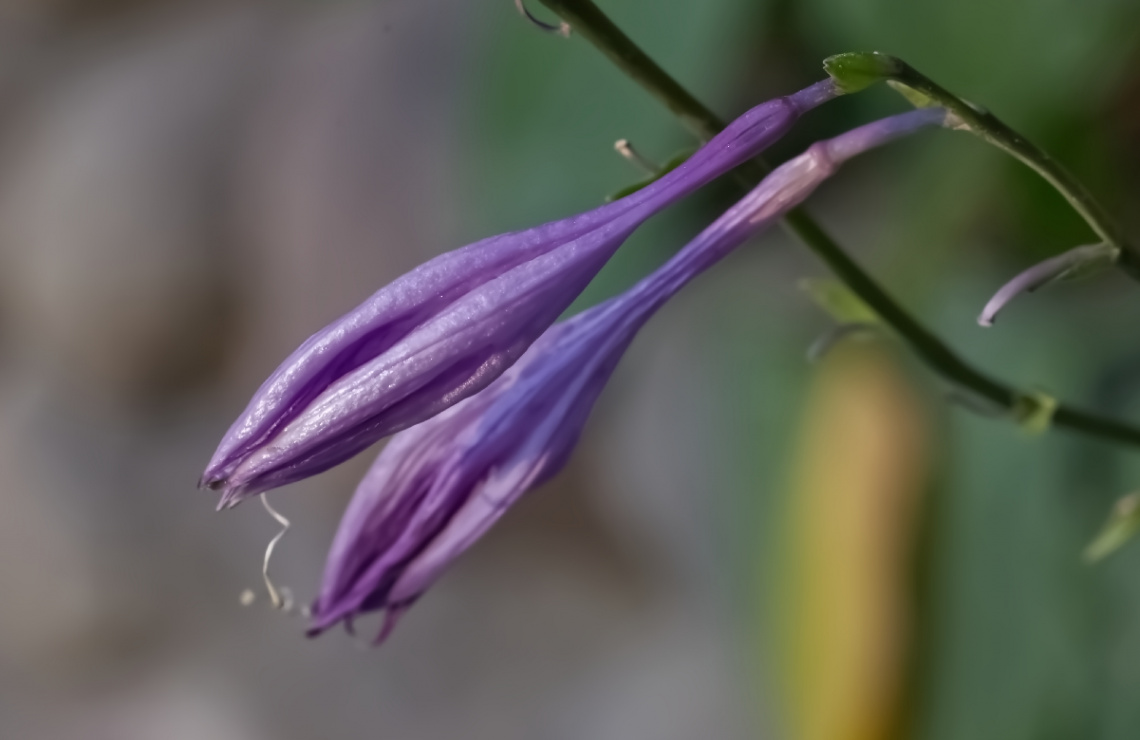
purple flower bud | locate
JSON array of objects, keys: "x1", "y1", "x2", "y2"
[
  {"x1": 310, "y1": 107, "x2": 948, "y2": 641},
  {"x1": 977, "y1": 242, "x2": 1118, "y2": 327},
  {"x1": 203, "y1": 80, "x2": 841, "y2": 506}
]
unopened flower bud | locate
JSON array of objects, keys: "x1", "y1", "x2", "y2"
[
  {"x1": 310, "y1": 108, "x2": 949, "y2": 640},
  {"x1": 203, "y1": 80, "x2": 841, "y2": 506}
]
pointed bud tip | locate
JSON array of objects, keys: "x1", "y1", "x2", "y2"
[
  {"x1": 214, "y1": 486, "x2": 247, "y2": 511},
  {"x1": 1084, "y1": 493, "x2": 1140, "y2": 563},
  {"x1": 823, "y1": 52, "x2": 903, "y2": 94},
  {"x1": 979, "y1": 243, "x2": 1118, "y2": 329}
]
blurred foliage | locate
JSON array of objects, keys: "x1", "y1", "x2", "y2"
[{"x1": 468, "y1": 0, "x2": 1140, "y2": 739}]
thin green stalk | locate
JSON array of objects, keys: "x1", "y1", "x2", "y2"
[
  {"x1": 824, "y1": 51, "x2": 1140, "y2": 279},
  {"x1": 535, "y1": 0, "x2": 1140, "y2": 450}
]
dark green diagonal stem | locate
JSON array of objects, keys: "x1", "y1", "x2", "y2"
[{"x1": 535, "y1": 0, "x2": 1140, "y2": 449}]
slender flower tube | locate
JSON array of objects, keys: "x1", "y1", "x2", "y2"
[
  {"x1": 977, "y1": 242, "x2": 1117, "y2": 327},
  {"x1": 203, "y1": 80, "x2": 840, "y2": 506},
  {"x1": 310, "y1": 107, "x2": 949, "y2": 640}
]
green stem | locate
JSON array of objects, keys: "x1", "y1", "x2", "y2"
[
  {"x1": 825, "y1": 52, "x2": 1140, "y2": 279},
  {"x1": 890, "y1": 62, "x2": 1140, "y2": 278},
  {"x1": 535, "y1": 0, "x2": 721, "y2": 141},
  {"x1": 536, "y1": 0, "x2": 1140, "y2": 450}
]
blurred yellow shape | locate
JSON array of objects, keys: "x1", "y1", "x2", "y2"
[{"x1": 779, "y1": 341, "x2": 929, "y2": 740}]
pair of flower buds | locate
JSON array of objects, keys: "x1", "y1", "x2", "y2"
[{"x1": 201, "y1": 78, "x2": 950, "y2": 641}]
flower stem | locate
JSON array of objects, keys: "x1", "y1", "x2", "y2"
[
  {"x1": 535, "y1": 0, "x2": 1140, "y2": 450},
  {"x1": 866, "y1": 53, "x2": 1140, "y2": 279}
]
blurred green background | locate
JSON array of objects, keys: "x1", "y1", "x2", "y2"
[{"x1": 1, "y1": 0, "x2": 1139, "y2": 738}]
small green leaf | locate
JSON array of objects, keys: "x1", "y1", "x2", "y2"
[
  {"x1": 605, "y1": 148, "x2": 695, "y2": 202},
  {"x1": 799, "y1": 278, "x2": 880, "y2": 325},
  {"x1": 1085, "y1": 492, "x2": 1140, "y2": 562},
  {"x1": 1012, "y1": 390, "x2": 1057, "y2": 435},
  {"x1": 822, "y1": 52, "x2": 903, "y2": 94},
  {"x1": 806, "y1": 322, "x2": 882, "y2": 363},
  {"x1": 885, "y1": 80, "x2": 938, "y2": 109}
]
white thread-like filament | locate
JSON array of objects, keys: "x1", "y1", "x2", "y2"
[{"x1": 260, "y1": 493, "x2": 291, "y2": 611}]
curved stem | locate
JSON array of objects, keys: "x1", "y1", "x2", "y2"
[
  {"x1": 880, "y1": 58, "x2": 1140, "y2": 280},
  {"x1": 535, "y1": 0, "x2": 1140, "y2": 451},
  {"x1": 535, "y1": 0, "x2": 721, "y2": 141}
]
